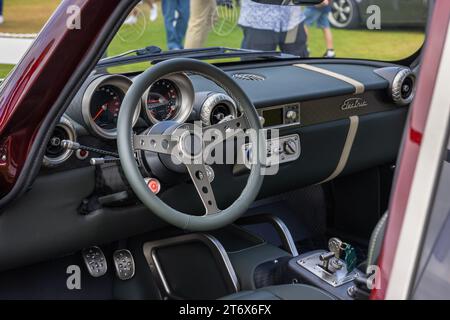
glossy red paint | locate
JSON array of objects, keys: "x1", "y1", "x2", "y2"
[
  {"x1": 371, "y1": 0, "x2": 450, "y2": 300},
  {"x1": 0, "y1": 0, "x2": 120, "y2": 195}
]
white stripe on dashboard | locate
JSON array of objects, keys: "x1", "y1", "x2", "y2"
[
  {"x1": 320, "y1": 116, "x2": 359, "y2": 183},
  {"x1": 294, "y1": 64, "x2": 365, "y2": 95}
]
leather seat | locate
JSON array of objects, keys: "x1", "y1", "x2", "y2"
[{"x1": 220, "y1": 284, "x2": 336, "y2": 300}]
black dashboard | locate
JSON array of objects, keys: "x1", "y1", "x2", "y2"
[{"x1": 0, "y1": 59, "x2": 416, "y2": 271}]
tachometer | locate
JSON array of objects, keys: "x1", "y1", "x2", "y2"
[
  {"x1": 144, "y1": 74, "x2": 195, "y2": 124},
  {"x1": 146, "y1": 79, "x2": 180, "y2": 121}
]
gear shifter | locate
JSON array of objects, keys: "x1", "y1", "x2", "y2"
[
  {"x1": 319, "y1": 252, "x2": 335, "y2": 273},
  {"x1": 297, "y1": 237, "x2": 360, "y2": 287}
]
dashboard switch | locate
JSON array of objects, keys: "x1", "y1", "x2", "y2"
[
  {"x1": 145, "y1": 178, "x2": 161, "y2": 194},
  {"x1": 283, "y1": 139, "x2": 298, "y2": 155}
]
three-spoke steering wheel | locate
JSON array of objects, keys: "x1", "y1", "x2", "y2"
[{"x1": 117, "y1": 58, "x2": 264, "y2": 231}]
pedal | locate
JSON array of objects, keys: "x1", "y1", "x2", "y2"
[
  {"x1": 113, "y1": 249, "x2": 135, "y2": 280},
  {"x1": 82, "y1": 246, "x2": 107, "y2": 277}
]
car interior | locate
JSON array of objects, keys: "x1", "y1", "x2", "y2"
[{"x1": 0, "y1": 2, "x2": 423, "y2": 301}]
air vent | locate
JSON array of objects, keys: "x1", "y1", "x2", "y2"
[
  {"x1": 392, "y1": 69, "x2": 416, "y2": 106},
  {"x1": 232, "y1": 73, "x2": 266, "y2": 81},
  {"x1": 374, "y1": 67, "x2": 416, "y2": 106},
  {"x1": 43, "y1": 117, "x2": 76, "y2": 167},
  {"x1": 200, "y1": 93, "x2": 238, "y2": 126}
]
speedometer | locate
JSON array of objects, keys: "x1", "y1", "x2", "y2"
[
  {"x1": 90, "y1": 85, "x2": 124, "y2": 130},
  {"x1": 144, "y1": 74, "x2": 194, "y2": 124},
  {"x1": 146, "y1": 79, "x2": 180, "y2": 121},
  {"x1": 82, "y1": 75, "x2": 141, "y2": 140}
]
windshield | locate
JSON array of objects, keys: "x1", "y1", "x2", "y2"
[{"x1": 0, "y1": 0, "x2": 427, "y2": 78}]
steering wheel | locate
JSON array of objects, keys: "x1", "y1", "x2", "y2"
[{"x1": 117, "y1": 58, "x2": 264, "y2": 231}]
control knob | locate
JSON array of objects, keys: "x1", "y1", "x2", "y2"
[
  {"x1": 283, "y1": 139, "x2": 297, "y2": 155},
  {"x1": 286, "y1": 110, "x2": 298, "y2": 121}
]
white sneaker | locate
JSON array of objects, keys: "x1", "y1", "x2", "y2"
[
  {"x1": 150, "y1": 4, "x2": 158, "y2": 22},
  {"x1": 123, "y1": 15, "x2": 138, "y2": 25},
  {"x1": 0, "y1": 16, "x2": 4, "y2": 25},
  {"x1": 324, "y1": 49, "x2": 336, "y2": 58}
]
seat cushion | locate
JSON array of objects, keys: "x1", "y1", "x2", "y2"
[{"x1": 220, "y1": 284, "x2": 336, "y2": 300}]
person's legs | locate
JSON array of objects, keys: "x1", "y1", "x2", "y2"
[
  {"x1": 175, "y1": 0, "x2": 190, "y2": 49},
  {"x1": 0, "y1": 0, "x2": 3, "y2": 24},
  {"x1": 185, "y1": 0, "x2": 217, "y2": 49},
  {"x1": 323, "y1": 28, "x2": 334, "y2": 50},
  {"x1": 162, "y1": 0, "x2": 181, "y2": 50},
  {"x1": 280, "y1": 22, "x2": 309, "y2": 57},
  {"x1": 317, "y1": 8, "x2": 335, "y2": 57}
]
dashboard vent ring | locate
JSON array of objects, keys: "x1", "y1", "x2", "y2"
[{"x1": 232, "y1": 73, "x2": 266, "y2": 81}]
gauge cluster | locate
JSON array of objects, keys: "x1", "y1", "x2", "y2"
[
  {"x1": 48, "y1": 72, "x2": 237, "y2": 168},
  {"x1": 67, "y1": 73, "x2": 197, "y2": 141}
]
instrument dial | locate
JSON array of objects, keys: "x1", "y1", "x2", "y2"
[
  {"x1": 89, "y1": 85, "x2": 124, "y2": 131},
  {"x1": 146, "y1": 79, "x2": 181, "y2": 122}
]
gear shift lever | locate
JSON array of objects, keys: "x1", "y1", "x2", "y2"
[{"x1": 319, "y1": 252, "x2": 335, "y2": 272}]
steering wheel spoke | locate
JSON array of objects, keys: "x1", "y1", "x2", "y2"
[
  {"x1": 202, "y1": 115, "x2": 249, "y2": 148},
  {"x1": 133, "y1": 134, "x2": 177, "y2": 155},
  {"x1": 186, "y1": 163, "x2": 220, "y2": 215}
]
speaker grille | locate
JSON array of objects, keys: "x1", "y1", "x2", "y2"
[{"x1": 232, "y1": 73, "x2": 266, "y2": 81}]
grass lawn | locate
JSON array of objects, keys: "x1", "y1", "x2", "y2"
[{"x1": 0, "y1": 0, "x2": 425, "y2": 78}]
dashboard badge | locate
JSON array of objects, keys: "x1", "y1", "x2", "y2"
[{"x1": 340, "y1": 98, "x2": 368, "y2": 111}]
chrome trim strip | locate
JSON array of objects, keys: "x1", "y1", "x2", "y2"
[
  {"x1": 204, "y1": 234, "x2": 240, "y2": 292},
  {"x1": 142, "y1": 234, "x2": 239, "y2": 299},
  {"x1": 237, "y1": 214, "x2": 298, "y2": 256},
  {"x1": 321, "y1": 116, "x2": 359, "y2": 183},
  {"x1": 294, "y1": 64, "x2": 365, "y2": 95}
]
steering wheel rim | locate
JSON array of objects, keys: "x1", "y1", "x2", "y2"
[{"x1": 117, "y1": 58, "x2": 264, "y2": 231}]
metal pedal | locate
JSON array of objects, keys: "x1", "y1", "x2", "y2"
[
  {"x1": 82, "y1": 246, "x2": 107, "y2": 277},
  {"x1": 113, "y1": 249, "x2": 135, "y2": 280}
]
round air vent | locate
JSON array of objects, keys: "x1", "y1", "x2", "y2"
[
  {"x1": 232, "y1": 73, "x2": 265, "y2": 81},
  {"x1": 200, "y1": 93, "x2": 238, "y2": 126},
  {"x1": 43, "y1": 117, "x2": 76, "y2": 167},
  {"x1": 391, "y1": 69, "x2": 416, "y2": 106}
]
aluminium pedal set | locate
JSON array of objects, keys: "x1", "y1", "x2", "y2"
[{"x1": 81, "y1": 246, "x2": 135, "y2": 280}]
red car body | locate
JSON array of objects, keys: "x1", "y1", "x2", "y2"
[{"x1": 0, "y1": 0, "x2": 449, "y2": 299}]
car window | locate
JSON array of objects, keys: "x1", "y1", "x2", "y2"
[
  {"x1": 412, "y1": 138, "x2": 450, "y2": 299},
  {"x1": 0, "y1": 0, "x2": 429, "y2": 79},
  {"x1": 105, "y1": 0, "x2": 427, "y2": 72}
]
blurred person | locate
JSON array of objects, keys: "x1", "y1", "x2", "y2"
[
  {"x1": 238, "y1": 0, "x2": 308, "y2": 57},
  {"x1": 184, "y1": 0, "x2": 217, "y2": 49},
  {"x1": 162, "y1": 0, "x2": 190, "y2": 50},
  {"x1": 0, "y1": 0, "x2": 4, "y2": 25},
  {"x1": 124, "y1": 0, "x2": 158, "y2": 25},
  {"x1": 304, "y1": 0, "x2": 335, "y2": 58}
]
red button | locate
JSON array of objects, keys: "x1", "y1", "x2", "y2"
[{"x1": 147, "y1": 178, "x2": 161, "y2": 194}]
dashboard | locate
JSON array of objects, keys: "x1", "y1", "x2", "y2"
[{"x1": 0, "y1": 59, "x2": 418, "y2": 272}]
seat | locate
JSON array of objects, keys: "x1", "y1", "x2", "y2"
[
  {"x1": 221, "y1": 213, "x2": 389, "y2": 300},
  {"x1": 220, "y1": 284, "x2": 336, "y2": 300}
]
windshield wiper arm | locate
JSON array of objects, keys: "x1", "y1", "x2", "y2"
[{"x1": 96, "y1": 46, "x2": 296, "y2": 69}]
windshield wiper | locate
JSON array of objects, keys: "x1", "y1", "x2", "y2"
[{"x1": 96, "y1": 46, "x2": 296, "y2": 69}]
